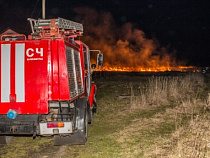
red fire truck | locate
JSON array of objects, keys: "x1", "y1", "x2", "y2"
[{"x1": 0, "y1": 4, "x2": 103, "y2": 145}]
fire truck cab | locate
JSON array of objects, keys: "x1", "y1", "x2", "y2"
[{"x1": 0, "y1": 17, "x2": 102, "y2": 145}]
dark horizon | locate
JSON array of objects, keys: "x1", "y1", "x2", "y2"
[{"x1": 0, "y1": 0, "x2": 209, "y2": 66}]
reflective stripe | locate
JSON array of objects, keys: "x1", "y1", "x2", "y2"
[
  {"x1": 15, "y1": 43, "x2": 25, "y2": 102},
  {"x1": 1, "y1": 44, "x2": 11, "y2": 102}
]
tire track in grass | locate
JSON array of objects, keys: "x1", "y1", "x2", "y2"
[{"x1": 30, "y1": 145, "x2": 68, "y2": 158}]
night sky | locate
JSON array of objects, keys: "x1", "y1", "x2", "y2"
[{"x1": 0, "y1": 0, "x2": 209, "y2": 66}]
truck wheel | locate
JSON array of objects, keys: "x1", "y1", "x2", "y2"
[
  {"x1": 0, "y1": 136, "x2": 13, "y2": 145},
  {"x1": 54, "y1": 98, "x2": 88, "y2": 145},
  {"x1": 92, "y1": 96, "x2": 97, "y2": 115},
  {"x1": 91, "y1": 96, "x2": 97, "y2": 120},
  {"x1": 88, "y1": 95, "x2": 97, "y2": 124}
]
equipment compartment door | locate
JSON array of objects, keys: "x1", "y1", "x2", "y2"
[{"x1": 0, "y1": 41, "x2": 48, "y2": 114}]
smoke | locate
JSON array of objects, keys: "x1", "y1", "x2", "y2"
[{"x1": 74, "y1": 8, "x2": 184, "y2": 70}]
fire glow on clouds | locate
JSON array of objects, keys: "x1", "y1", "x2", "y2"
[{"x1": 75, "y1": 8, "x2": 193, "y2": 72}]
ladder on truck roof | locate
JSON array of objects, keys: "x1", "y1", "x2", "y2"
[{"x1": 28, "y1": 17, "x2": 83, "y2": 39}]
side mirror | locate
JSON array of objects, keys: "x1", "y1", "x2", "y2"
[
  {"x1": 97, "y1": 53, "x2": 103, "y2": 66},
  {"x1": 91, "y1": 64, "x2": 96, "y2": 69}
]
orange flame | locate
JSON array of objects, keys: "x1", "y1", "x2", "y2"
[
  {"x1": 99, "y1": 66, "x2": 199, "y2": 72},
  {"x1": 75, "y1": 8, "x2": 199, "y2": 72}
]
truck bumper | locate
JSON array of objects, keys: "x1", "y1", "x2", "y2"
[
  {"x1": 0, "y1": 115, "x2": 38, "y2": 135},
  {"x1": 39, "y1": 122, "x2": 73, "y2": 135}
]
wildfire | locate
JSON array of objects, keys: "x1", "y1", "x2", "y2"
[
  {"x1": 98, "y1": 66, "x2": 199, "y2": 72},
  {"x1": 75, "y1": 8, "x2": 199, "y2": 73}
]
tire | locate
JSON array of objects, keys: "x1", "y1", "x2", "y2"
[
  {"x1": 91, "y1": 96, "x2": 97, "y2": 120},
  {"x1": 54, "y1": 98, "x2": 88, "y2": 145},
  {"x1": 88, "y1": 95, "x2": 97, "y2": 124},
  {"x1": 92, "y1": 96, "x2": 97, "y2": 114}
]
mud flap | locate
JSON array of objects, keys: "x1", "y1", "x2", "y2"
[
  {"x1": 0, "y1": 136, "x2": 13, "y2": 145},
  {"x1": 54, "y1": 97, "x2": 88, "y2": 145},
  {"x1": 54, "y1": 130, "x2": 86, "y2": 146}
]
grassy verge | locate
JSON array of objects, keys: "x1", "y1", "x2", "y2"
[
  {"x1": 0, "y1": 136, "x2": 53, "y2": 158},
  {"x1": 62, "y1": 72, "x2": 210, "y2": 157},
  {"x1": 0, "y1": 72, "x2": 209, "y2": 158}
]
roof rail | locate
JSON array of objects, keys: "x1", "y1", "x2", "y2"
[{"x1": 28, "y1": 17, "x2": 83, "y2": 38}]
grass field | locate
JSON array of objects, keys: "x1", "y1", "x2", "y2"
[{"x1": 0, "y1": 72, "x2": 210, "y2": 158}]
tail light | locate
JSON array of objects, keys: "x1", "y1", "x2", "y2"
[{"x1": 47, "y1": 122, "x2": 64, "y2": 128}]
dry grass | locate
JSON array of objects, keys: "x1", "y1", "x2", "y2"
[
  {"x1": 123, "y1": 73, "x2": 210, "y2": 157},
  {"x1": 130, "y1": 73, "x2": 204, "y2": 109},
  {"x1": 64, "y1": 73, "x2": 210, "y2": 157},
  {"x1": 153, "y1": 97, "x2": 210, "y2": 158},
  {"x1": 0, "y1": 73, "x2": 208, "y2": 158},
  {"x1": 169, "y1": 93, "x2": 210, "y2": 158}
]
